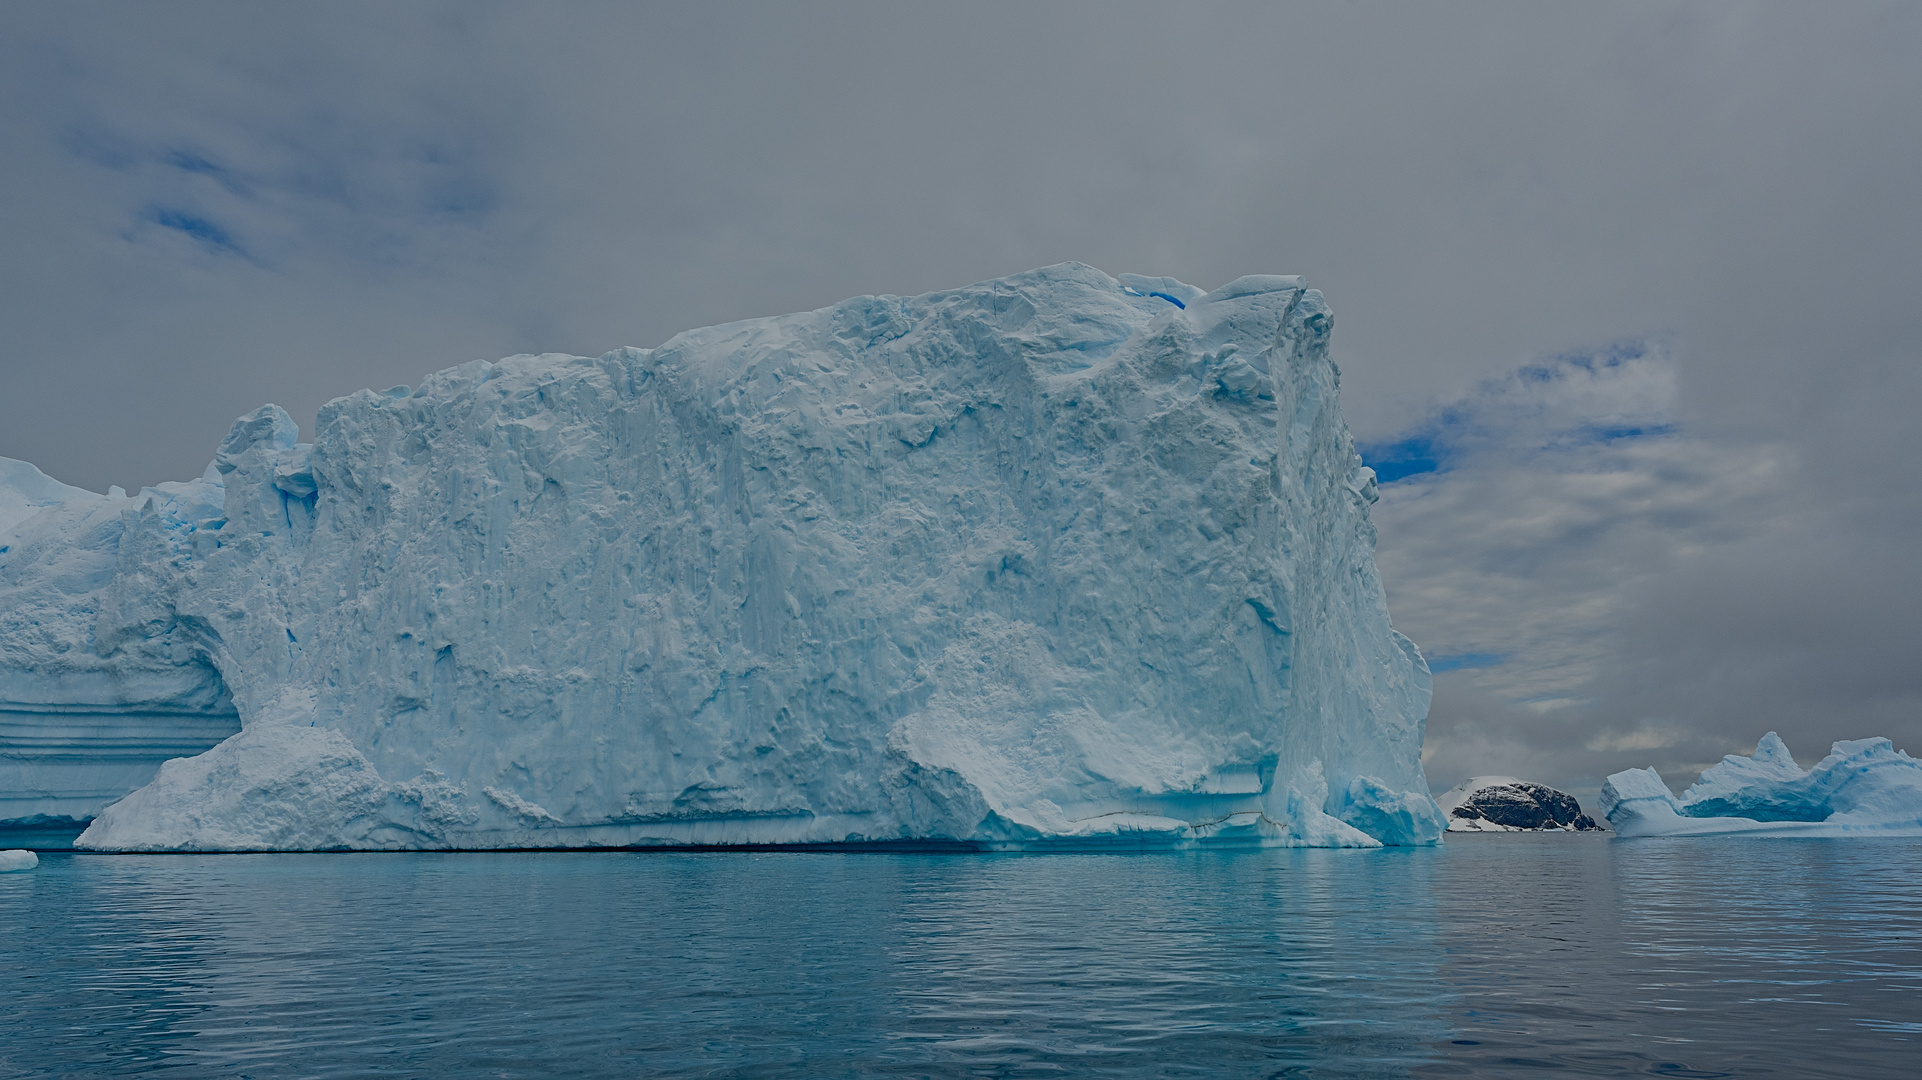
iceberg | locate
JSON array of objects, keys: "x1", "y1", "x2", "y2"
[
  {"x1": 0, "y1": 848, "x2": 37, "y2": 871},
  {"x1": 0, "y1": 263, "x2": 1443, "y2": 851},
  {"x1": 1600, "y1": 732, "x2": 1922, "y2": 837},
  {"x1": 0, "y1": 461, "x2": 242, "y2": 842}
]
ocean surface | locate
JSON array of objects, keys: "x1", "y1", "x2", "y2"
[{"x1": 2, "y1": 834, "x2": 1918, "y2": 1078}]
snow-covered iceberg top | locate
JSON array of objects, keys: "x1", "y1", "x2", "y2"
[
  {"x1": 1600, "y1": 732, "x2": 1922, "y2": 837},
  {"x1": 2, "y1": 263, "x2": 1443, "y2": 851}
]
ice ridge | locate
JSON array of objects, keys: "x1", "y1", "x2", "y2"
[
  {"x1": 1600, "y1": 732, "x2": 1922, "y2": 837},
  {"x1": 0, "y1": 263, "x2": 1443, "y2": 851}
]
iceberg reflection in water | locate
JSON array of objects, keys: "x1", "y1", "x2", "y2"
[{"x1": 2, "y1": 837, "x2": 1919, "y2": 1078}]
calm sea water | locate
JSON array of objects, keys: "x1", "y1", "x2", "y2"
[{"x1": 2, "y1": 835, "x2": 1918, "y2": 1078}]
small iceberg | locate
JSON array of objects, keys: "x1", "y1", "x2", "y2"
[
  {"x1": 0, "y1": 849, "x2": 38, "y2": 872},
  {"x1": 1601, "y1": 732, "x2": 1922, "y2": 837}
]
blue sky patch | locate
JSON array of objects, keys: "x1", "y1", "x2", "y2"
[
  {"x1": 1576, "y1": 421, "x2": 1676, "y2": 444},
  {"x1": 1357, "y1": 435, "x2": 1445, "y2": 483},
  {"x1": 162, "y1": 149, "x2": 252, "y2": 196},
  {"x1": 146, "y1": 208, "x2": 246, "y2": 258},
  {"x1": 1358, "y1": 336, "x2": 1674, "y2": 484}
]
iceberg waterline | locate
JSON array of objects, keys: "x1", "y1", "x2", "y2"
[
  {"x1": 0, "y1": 263, "x2": 1444, "y2": 851},
  {"x1": 1601, "y1": 732, "x2": 1922, "y2": 837}
]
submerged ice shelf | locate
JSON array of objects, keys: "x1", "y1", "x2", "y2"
[
  {"x1": 0, "y1": 263, "x2": 1444, "y2": 851},
  {"x1": 1601, "y1": 732, "x2": 1922, "y2": 837}
]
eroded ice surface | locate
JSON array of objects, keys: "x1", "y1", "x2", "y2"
[
  {"x1": 1600, "y1": 732, "x2": 1922, "y2": 837},
  {"x1": 1, "y1": 264, "x2": 1442, "y2": 851},
  {"x1": 0, "y1": 461, "x2": 241, "y2": 835}
]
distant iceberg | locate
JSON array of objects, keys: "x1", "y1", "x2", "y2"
[
  {"x1": 1, "y1": 264, "x2": 1444, "y2": 852},
  {"x1": 1600, "y1": 732, "x2": 1922, "y2": 837}
]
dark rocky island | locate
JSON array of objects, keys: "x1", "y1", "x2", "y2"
[{"x1": 1435, "y1": 776, "x2": 1603, "y2": 832}]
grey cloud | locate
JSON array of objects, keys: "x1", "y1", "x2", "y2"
[
  {"x1": 1, "y1": 2, "x2": 1917, "y2": 798},
  {"x1": 1372, "y1": 340, "x2": 1919, "y2": 803}
]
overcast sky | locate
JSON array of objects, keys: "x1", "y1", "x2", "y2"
[{"x1": 3, "y1": 2, "x2": 1917, "y2": 802}]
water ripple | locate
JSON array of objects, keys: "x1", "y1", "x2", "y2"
[{"x1": 0, "y1": 837, "x2": 1917, "y2": 1077}]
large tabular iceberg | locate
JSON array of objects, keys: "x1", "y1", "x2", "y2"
[
  {"x1": 0, "y1": 264, "x2": 1443, "y2": 851},
  {"x1": 1601, "y1": 732, "x2": 1922, "y2": 837}
]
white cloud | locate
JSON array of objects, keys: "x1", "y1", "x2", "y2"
[
  {"x1": 0, "y1": 3, "x2": 1917, "y2": 803},
  {"x1": 1364, "y1": 343, "x2": 1803, "y2": 798}
]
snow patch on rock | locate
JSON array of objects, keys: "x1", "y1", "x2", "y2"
[{"x1": 1435, "y1": 776, "x2": 1600, "y2": 832}]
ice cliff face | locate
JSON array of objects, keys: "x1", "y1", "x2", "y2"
[
  {"x1": 0, "y1": 461, "x2": 240, "y2": 840},
  {"x1": 0, "y1": 264, "x2": 1442, "y2": 851}
]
